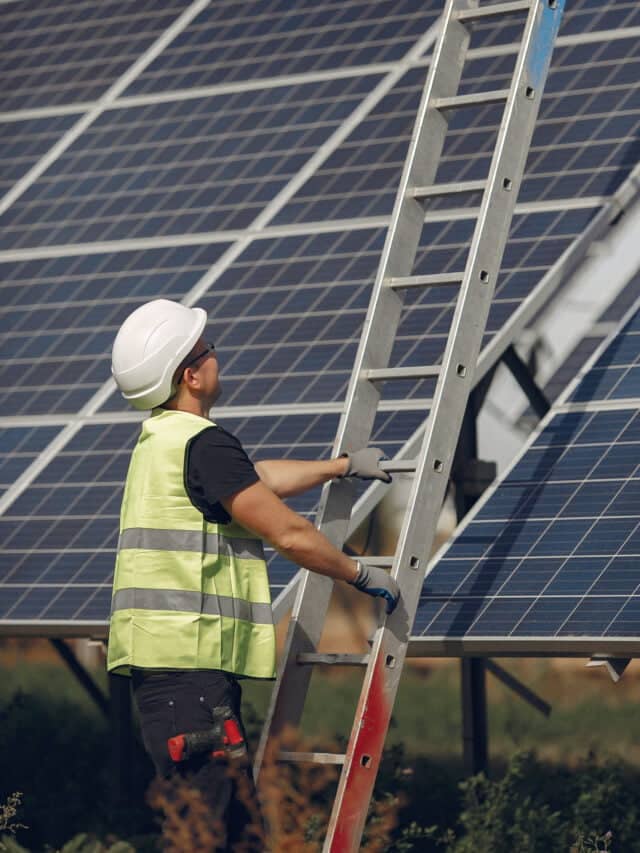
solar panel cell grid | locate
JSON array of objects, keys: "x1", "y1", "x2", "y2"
[
  {"x1": 0, "y1": 115, "x2": 77, "y2": 195},
  {"x1": 0, "y1": 406, "x2": 423, "y2": 623},
  {"x1": 96, "y1": 205, "x2": 594, "y2": 414},
  {"x1": 569, "y1": 310, "x2": 640, "y2": 403},
  {"x1": 125, "y1": 0, "x2": 440, "y2": 95},
  {"x1": 483, "y1": 0, "x2": 640, "y2": 50},
  {"x1": 1, "y1": 1, "x2": 638, "y2": 641},
  {"x1": 0, "y1": 426, "x2": 60, "y2": 489},
  {"x1": 0, "y1": 242, "x2": 229, "y2": 415},
  {"x1": 0, "y1": 0, "x2": 190, "y2": 113},
  {"x1": 416, "y1": 398, "x2": 640, "y2": 644},
  {"x1": 274, "y1": 35, "x2": 640, "y2": 225},
  {"x1": 0, "y1": 75, "x2": 381, "y2": 250}
]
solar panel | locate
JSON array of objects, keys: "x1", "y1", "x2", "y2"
[
  {"x1": 413, "y1": 299, "x2": 640, "y2": 655},
  {"x1": 0, "y1": 75, "x2": 382, "y2": 249},
  {"x1": 524, "y1": 270, "x2": 640, "y2": 412},
  {"x1": 0, "y1": 408, "x2": 425, "y2": 631},
  {"x1": 0, "y1": 243, "x2": 230, "y2": 415},
  {"x1": 96, "y1": 205, "x2": 597, "y2": 414},
  {"x1": 125, "y1": 0, "x2": 440, "y2": 94},
  {"x1": 273, "y1": 31, "x2": 640, "y2": 224},
  {"x1": 0, "y1": 1, "x2": 639, "y2": 635},
  {"x1": 0, "y1": 425, "x2": 61, "y2": 501},
  {"x1": 0, "y1": 0, "x2": 191, "y2": 113},
  {"x1": 569, "y1": 308, "x2": 640, "y2": 404},
  {"x1": 0, "y1": 115, "x2": 77, "y2": 193}
]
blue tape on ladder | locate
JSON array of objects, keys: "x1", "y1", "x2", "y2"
[{"x1": 527, "y1": 0, "x2": 565, "y2": 91}]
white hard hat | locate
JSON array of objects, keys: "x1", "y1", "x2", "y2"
[{"x1": 111, "y1": 299, "x2": 207, "y2": 410}]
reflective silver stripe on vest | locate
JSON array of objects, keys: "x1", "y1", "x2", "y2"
[
  {"x1": 118, "y1": 527, "x2": 265, "y2": 561},
  {"x1": 111, "y1": 588, "x2": 273, "y2": 624}
]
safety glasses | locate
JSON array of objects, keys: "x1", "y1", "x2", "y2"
[{"x1": 177, "y1": 342, "x2": 215, "y2": 382}]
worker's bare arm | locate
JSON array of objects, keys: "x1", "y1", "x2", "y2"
[
  {"x1": 254, "y1": 457, "x2": 348, "y2": 498},
  {"x1": 221, "y1": 479, "x2": 358, "y2": 583}
]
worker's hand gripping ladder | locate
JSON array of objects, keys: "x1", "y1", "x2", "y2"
[{"x1": 255, "y1": 1, "x2": 564, "y2": 849}]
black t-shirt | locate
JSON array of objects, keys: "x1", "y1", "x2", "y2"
[{"x1": 184, "y1": 425, "x2": 259, "y2": 524}]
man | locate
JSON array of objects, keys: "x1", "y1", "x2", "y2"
[{"x1": 107, "y1": 298, "x2": 400, "y2": 848}]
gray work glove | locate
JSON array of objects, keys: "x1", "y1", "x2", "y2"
[
  {"x1": 349, "y1": 562, "x2": 400, "y2": 615},
  {"x1": 340, "y1": 447, "x2": 392, "y2": 483}
]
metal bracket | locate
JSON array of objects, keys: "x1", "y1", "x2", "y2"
[
  {"x1": 50, "y1": 638, "x2": 109, "y2": 718},
  {"x1": 586, "y1": 655, "x2": 631, "y2": 683},
  {"x1": 485, "y1": 659, "x2": 551, "y2": 717},
  {"x1": 453, "y1": 458, "x2": 498, "y2": 500},
  {"x1": 502, "y1": 344, "x2": 551, "y2": 419}
]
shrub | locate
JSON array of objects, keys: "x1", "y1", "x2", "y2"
[{"x1": 420, "y1": 751, "x2": 638, "y2": 853}]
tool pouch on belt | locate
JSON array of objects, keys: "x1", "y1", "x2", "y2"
[{"x1": 167, "y1": 706, "x2": 247, "y2": 764}]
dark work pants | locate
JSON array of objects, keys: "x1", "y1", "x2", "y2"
[{"x1": 132, "y1": 668, "x2": 263, "y2": 851}]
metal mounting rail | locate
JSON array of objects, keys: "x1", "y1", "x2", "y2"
[{"x1": 254, "y1": 1, "x2": 564, "y2": 850}]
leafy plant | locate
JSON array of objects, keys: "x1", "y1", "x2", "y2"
[
  {"x1": 0, "y1": 792, "x2": 27, "y2": 852},
  {"x1": 572, "y1": 830, "x2": 613, "y2": 853},
  {"x1": 419, "y1": 751, "x2": 636, "y2": 853}
]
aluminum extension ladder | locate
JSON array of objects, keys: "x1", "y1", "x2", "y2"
[{"x1": 254, "y1": 1, "x2": 564, "y2": 849}]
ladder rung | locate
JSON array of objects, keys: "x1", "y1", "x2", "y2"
[
  {"x1": 382, "y1": 397, "x2": 434, "y2": 411},
  {"x1": 279, "y1": 751, "x2": 346, "y2": 765},
  {"x1": 380, "y1": 459, "x2": 417, "y2": 473},
  {"x1": 297, "y1": 653, "x2": 370, "y2": 666},
  {"x1": 384, "y1": 273, "x2": 463, "y2": 289},
  {"x1": 454, "y1": 0, "x2": 531, "y2": 23},
  {"x1": 363, "y1": 556, "x2": 394, "y2": 568},
  {"x1": 433, "y1": 89, "x2": 510, "y2": 111},
  {"x1": 410, "y1": 180, "x2": 485, "y2": 200},
  {"x1": 365, "y1": 366, "x2": 440, "y2": 381}
]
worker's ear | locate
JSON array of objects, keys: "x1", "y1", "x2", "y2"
[{"x1": 182, "y1": 366, "x2": 201, "y2": 390}]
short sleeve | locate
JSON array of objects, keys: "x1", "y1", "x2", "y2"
[{"x1": 185, "y1": 425, "x2": 259, "y2": 524}]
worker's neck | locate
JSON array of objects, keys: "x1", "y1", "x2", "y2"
[{"x1": 164, "y1": 395, "x2": 211, "y2": 419}]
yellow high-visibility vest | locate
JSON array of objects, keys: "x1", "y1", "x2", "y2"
[{"x1": 107, "y1": 409, "x2": 276, "y2": 679}]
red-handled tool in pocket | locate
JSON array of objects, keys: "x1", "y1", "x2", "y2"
[{"x1": 168, "y1": 706, "x2": 247, "y2": 763}]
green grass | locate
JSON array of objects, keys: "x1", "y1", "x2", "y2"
[
  {"x1": 241, "y1": 659, "x2": 640, "y2": 766},
  {"x1": 3, "y1": 657, "x2": 640, "y2": 766}
]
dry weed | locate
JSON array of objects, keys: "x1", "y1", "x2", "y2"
[
  {"x1": 258, "y1": 726, "x2": 400, "y2": 852},
  {"x1": 147, "y1": 726, "x2": 400, "y2": 851},
  {"x1": 147, "y1": 775, "x2": 225, "y2": 852}
]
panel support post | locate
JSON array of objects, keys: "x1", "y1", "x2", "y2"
[
  {"x1": 452, "y1": 390, "x2": 492, "y2": 776},
  {"x1": 461, "y1": 657, "x2": 488, "y2": 775},
  {"x1": 502, "y1": 343, "x2": 551, "y2": 419},
  {"x1": 108, "y1": 672, "x2": 134, "y2": 809}
]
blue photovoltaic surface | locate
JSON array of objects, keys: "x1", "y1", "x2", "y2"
[
  {"x1": 2, "y1": 1, "x2": 639, "y2": 636},
  {"x1": 0, "y1": 74, "x2": 380, "y2": 250},
  {"x1": 0, "y1": 425, "x2": 60, "y2": 502},
  {"x1": 125, "y1": 0, "x2": 640, "y2": 97},
  {"x1": 415, "y1": 307, "x2": 640, "y2": 648},
  {"x1": 569, "y1": 308, "x2": 640, "y2": 404},
  {"x1": 125, "y1": 0, "x2": 440, "y2": 95},
  {"x1": 0, "y1": 242, "x2": 229, "y2": 415},
  {"x1": 0, "y1": 0, "x2": 190, "y2": 113},
  {"x1": 0, "y1": 115, "x2": 77, "y2": 194},
  {"x1": 419, "y1": 0, "x2": 640, "y2": 59},
  {"x1": 99, "y1": 205, "x2": 599, "y2": 413},
  {"x1": 274, "y1": 34, "x2": 640, "y2": 225},
  {"x1": 0, "y1": 408, "x2": 423, "y2": 625},
  {"x1": 523, "y1": 270, "x2": 640, "y2": 413},
  {"x1": 0, "y1": 420, "x2": 138, "y2": 625}
]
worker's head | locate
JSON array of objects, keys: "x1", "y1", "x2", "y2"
[{"x1": 111, "y1": 299, "x2": 221, "y2": 411}]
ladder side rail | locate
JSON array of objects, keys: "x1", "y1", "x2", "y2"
[
  {"x1": 323, "y1": 0, "x2": 565, "y2": 848},
  {"x1": 253, "y1": 0, "x2": 469, "y2": 779},
  {"x1": 327, "y1": 0, "x2": 470, "y2": 460}
]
